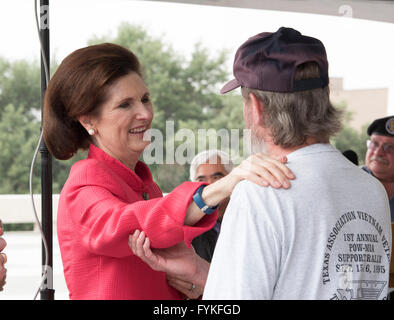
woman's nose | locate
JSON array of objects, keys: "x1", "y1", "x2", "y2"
[{"x1": 135, "y1": 103, "x2": 153, "y2": 120}]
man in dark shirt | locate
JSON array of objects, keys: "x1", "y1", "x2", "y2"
[{"x1": 189, "y1": 150, "x2": 234, "y2": 262}]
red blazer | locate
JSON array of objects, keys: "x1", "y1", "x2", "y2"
[{"x1": 57, "y1": 144, "x2": 216, "y2": 300}]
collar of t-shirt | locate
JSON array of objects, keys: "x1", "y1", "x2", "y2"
[{"x1": 285, "y1": 143, "x2": 337, "y2": 162}]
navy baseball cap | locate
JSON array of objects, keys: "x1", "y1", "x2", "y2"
[{"x1": 221, "y1": 27, "x2": 329, "y2": 94}]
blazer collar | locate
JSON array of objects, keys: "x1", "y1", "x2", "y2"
[{"x1": 88, "y1": 144, "x2": 153, "y2": 192}]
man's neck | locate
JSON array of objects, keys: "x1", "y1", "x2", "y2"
[
  {"x1": 267, "y1": 136, "x2": 325, "y2": 159},
  {"x1": 381, "y1": 181, "x2": 394, "y2": 199}
]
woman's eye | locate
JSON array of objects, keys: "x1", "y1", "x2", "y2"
[
  {"x1": 118, "y1": 102, "x2": 130, "y2": 109},
  {"x1": 142, "y1": 96, "x2": 150, "y2": 104}
]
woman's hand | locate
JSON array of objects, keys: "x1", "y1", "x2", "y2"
[
  {"x1": 185, "y1": 152, "x2": 295, "y2": 225},
  {"x1": 227, "y1": 152, "x2": 294, "y2": 190},
  {"x1": 200, "y1": 152, "x2": 295, "y2": 208},
  {"x1": 0, "y1": 220, "x2": 7, "y2": 291},
  {"x1": 129, "y1": 230, "x2": 209, "y2": 299}
]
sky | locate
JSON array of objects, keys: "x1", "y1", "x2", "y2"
[{"x1": 1, "y1": 0, "x2": 393, "y2": 114}]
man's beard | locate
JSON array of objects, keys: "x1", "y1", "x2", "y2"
[
  {"x1": 250, "y1": 126, "x2": 270, "y2": 155},
  {"x1": 244, "y1": 107, "x2": 269, "y2": 155}
]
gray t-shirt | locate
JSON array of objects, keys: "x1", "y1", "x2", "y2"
[{"x1": 204, "y1": 144, "x2": 392, "y2": 300}]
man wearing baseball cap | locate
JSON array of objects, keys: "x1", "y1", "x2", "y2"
[
  {"x1": 203, "y1": 27, "x2": 392, "y2": 299},
  {"x1": 362, "y1": 116, "x2": 394, "y2": 222}
]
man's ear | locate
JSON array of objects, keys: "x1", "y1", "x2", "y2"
[{"x1": 249, "y1": 92, "x2": 265, "y2": 126}]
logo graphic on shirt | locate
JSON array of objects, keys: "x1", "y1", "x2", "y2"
[
  {"x1": 322, "y1": 210, "x2": 390, "y2": 300},
  {"x1": 386, "y1": 117, "x2": 394, "y2": 135},
  {"x1": 336, "y1": 280, "x2": 386, "y2": 300}
]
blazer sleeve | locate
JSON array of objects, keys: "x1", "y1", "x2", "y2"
[{"x1": 63, "y1": 164, "x2": 217, "y2": 258}]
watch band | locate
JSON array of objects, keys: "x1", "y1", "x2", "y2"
[{"x1": 192, "y1": 185, "x2": 219, "y2": 215}]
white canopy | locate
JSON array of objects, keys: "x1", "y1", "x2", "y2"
[{"x1": 149, "y1": 0, "x2": 394, "y2": 23}]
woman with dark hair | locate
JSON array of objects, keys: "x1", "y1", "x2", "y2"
[{"x1": 43, "y1": 43, "x2": 295, "y2": 300}]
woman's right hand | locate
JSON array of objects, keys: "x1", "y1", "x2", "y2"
[
  {"x1": 199, "y1": 152, "x2": 295, "y2": 209},
  {"x1": 184, "y1": 152, "x2": 295, "y2": 226},
  {"x1": 227, "y1": 152, "x2": 295, "y2": 190}
]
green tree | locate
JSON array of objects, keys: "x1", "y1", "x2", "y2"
[
  {"x1": 331, "y1": 102, "x2": 369, "y2": 165},
  {"x1": 0, "y1": 58, "x2": 41, "y2": 120},
  {"x1": 178, "y1": 93, "x2": 246, "y2": 164},
  {"x1": 0, "y1": 102, "x2": 86, "y2": 194},
  {"x1": 0, "y1": 104, "x2": 41, "y2": 193},
  {"x1": 0, "y1": 56, "x2": 77, "y2": 194}
]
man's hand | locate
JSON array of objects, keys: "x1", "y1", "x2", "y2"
[
  {"x1": 0, "y1": 220, "x2": 7, "y2": 291},
  {"x1": 166, "y1": 275, "x2": 203, "y2": 300}
]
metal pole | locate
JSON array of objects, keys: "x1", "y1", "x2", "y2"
[{"x1": 39, "y1": 0, "x2": 54, "y2": 300}]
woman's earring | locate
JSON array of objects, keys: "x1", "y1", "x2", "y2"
[{"x1": 88, "y1": 129, "x2": 95, "y2": 136}]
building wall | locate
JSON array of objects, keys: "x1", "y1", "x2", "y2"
[
  {"x1": 0, "y1": 194, "x2": 59, "y2": 225},
  {"x1": 329, "y1": 78, "x2": 388, "y2": 132}
]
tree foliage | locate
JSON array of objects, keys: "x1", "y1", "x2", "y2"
[
  {"x1": 0, "y1": 57, "x2": 83, "y2": 194},
  {"x1": 331, "y1": 102, "x2": 369, "y2": 165},
  {"x1": 0, "y1": 58, "x2": 41, "y2": 119}
]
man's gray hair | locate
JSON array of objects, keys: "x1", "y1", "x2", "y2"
[
  {"x1": 189, "y1": 150, "x2": 234, "y2": 181},
  {"x1": 241, "y1": 62, "x2": 343, "y2": 148}
]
